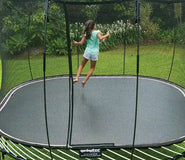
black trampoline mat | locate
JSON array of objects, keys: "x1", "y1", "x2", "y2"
[{"x1": 0, "y1": 76, "x2": 185, "y2": 148}]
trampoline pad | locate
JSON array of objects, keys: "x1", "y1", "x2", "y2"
[{"x1": 0, "y1": 76, "x2": 185, "y2": 148}]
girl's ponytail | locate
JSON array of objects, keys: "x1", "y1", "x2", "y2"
[{"x1": 84, "y1": 20, "x2": 95, "y2": 40}]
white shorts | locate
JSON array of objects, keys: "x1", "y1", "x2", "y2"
[{"x1": 83, "y1": 53, "x2": 98, "y2": 61}]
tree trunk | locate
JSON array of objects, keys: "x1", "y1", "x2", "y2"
[{"x1": 174, "y1": 3, "x2": 182, "y2": 25}]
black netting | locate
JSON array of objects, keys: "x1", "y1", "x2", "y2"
[
  {"x1": 0, "y1": 0, "x2": 184, "y2": 152},
  {"x1": 139, "y1": 1, "x2": 185, "y2": 87},
  {"x1": 1, "y1": 0, "x2": 44, "y2": 97}
]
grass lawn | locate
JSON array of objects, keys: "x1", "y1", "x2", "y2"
[
  {"x1": 1, "y1": 44, "x2": 185, "y2": 160},
  {"x1": 3, "y1": 44, "x2": 185, "y2": 95}
]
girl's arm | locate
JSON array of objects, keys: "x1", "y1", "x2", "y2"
[
  {"x1": 97, "y1": 31, "x2": 110, "y2": 40},
  {"x1": 73, "y1": 36, "x2": 86, "y2": 45}
]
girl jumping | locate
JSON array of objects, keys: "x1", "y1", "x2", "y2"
[{"x1": 73, "y1": 20, "x2": 110, "y2": 87}]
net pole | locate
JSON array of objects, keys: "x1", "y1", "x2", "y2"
[
  {"x1": 77, "y1": 22, "x2": 80, "y2": 69},
  {"x1": 119, "y1": 4, "x2": 126, "y2": 75},
  {"x1": 63, "y1": 2, "x2": 74, "y2": 148},
  {"x1": 43, "y1": 0, "x2": 53, "y2": 159},
  {"x1": 123, "y1": 41, "x2": 126, "y2": 75},
  {"x1": 131, "y1": 0, "x2": 140, "y2": 159},
  {"x1": 27, "y1": 15, "x2": 33, "y2": 80},
  {"x1": 168, "y1": 27, "x2": 176, "y2": 81}
]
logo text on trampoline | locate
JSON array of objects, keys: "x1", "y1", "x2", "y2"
[
  {"x1": 80, "y1": 149, "x2": 100, "y2": 153},
  {"x1": 80, "y1": 149, "x2": 102, "y2": 158}
]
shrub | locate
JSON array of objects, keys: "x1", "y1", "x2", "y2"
[
  {"x1": 46, "y1": 3, "x2": 67, "y2": 55},
  {"x1": 70, "y1": 20, "x2": 138, "y2": 53},
  {"x1": 140, "y1": 2, "x2": 160, "y2": 40},
  {"x1": 2, "y1": 34, "x2": 28, "y2": 55},
  {"x1": 175, "y1": 23, "x2": 185, "y2": 44},
  {"x1": 160, "y1": 22, "x2": 185, "y2": 44},
  {"x1": 46, "y1": 37, "x2": 67, "y2": 55}
]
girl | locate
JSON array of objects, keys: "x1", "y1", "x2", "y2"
[{"x1": 73, "y1": 20, "x2": 110, "y2": 87}]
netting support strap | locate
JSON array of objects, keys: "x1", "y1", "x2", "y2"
[
  {"x1": 131, "y1": 0, "x2": 140, "y2": 159},
  {"x1": 63, "y1": 2, "x2": 74, "y2": 148},
  {"x1": 43, "y1": 0, "x2": 53, "y2": 159}
]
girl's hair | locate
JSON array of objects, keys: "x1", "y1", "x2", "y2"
[{"x1": 84, "y1": 20, "x2": 96, "y2": 40}]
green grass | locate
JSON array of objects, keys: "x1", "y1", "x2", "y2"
[{"x1": 2, "y1": 44, "x2": 185, "y2": 96}]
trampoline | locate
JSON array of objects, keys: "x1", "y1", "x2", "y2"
[
  {"x1": 1, "y1": 0, "x2": 185, "y2": 159},
  {"x1": 0, "y1": 75, "x2": 185, "y2": 148}
]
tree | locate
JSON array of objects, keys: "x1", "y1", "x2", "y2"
[
  {"x1": 82, "y1": 5, "x2": 100, "y2": 21},
  {"x1": 140, "y1": 2, "x2": 159, "y2": 40},
  {"x1": 113, "y1": 2, "x2": 135, "y2": 23}
]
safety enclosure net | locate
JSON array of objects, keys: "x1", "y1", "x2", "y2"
[{"x1": 0, "y1": 0, "x2": 185, "y2": 152}]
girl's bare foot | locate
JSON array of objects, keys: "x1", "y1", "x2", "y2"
[
  {"x1": 73, "y1": 78, "x2": 79, "y2": 83},
  {"x1": 81, "y1": 81, "x2": 86, "y2": 88}
]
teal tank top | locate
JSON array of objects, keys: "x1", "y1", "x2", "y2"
[{"x1": 84, "y1": 30, "x2": 100, "y2": 55}]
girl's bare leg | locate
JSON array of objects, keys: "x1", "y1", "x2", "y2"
[
  {"x1": 82, "y1": 60, "x2": 96, "y2": 87},
  {"x1": 73, "y1": 57, "x2": 88, "y2": 83}
]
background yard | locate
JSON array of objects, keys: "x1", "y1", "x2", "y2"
[
  {"x1": 3, "y1": 44, "x2": 185, "y2": 95},
  {"x1": 0, "y1": 0, "x2": 185, "y2": 159}
]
